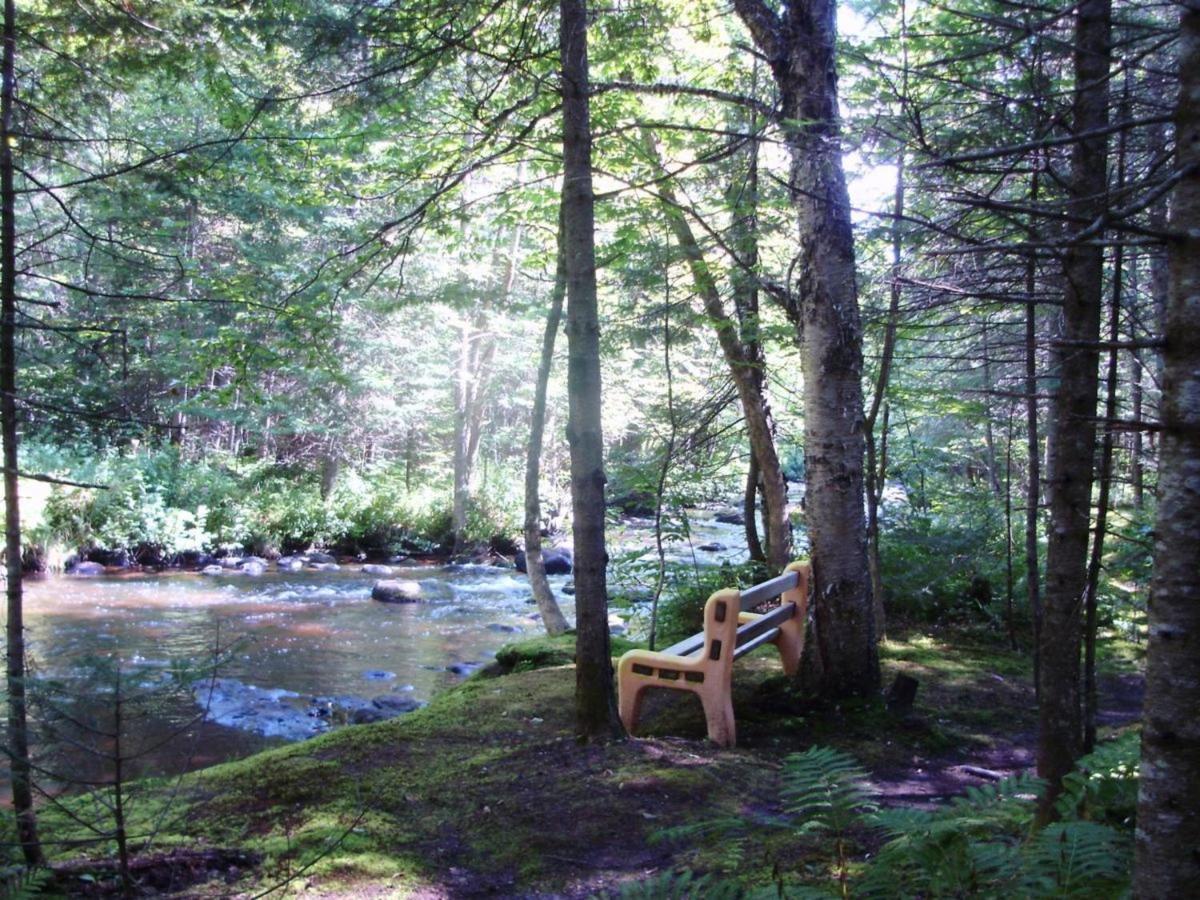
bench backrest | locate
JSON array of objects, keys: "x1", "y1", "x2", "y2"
[{"x1": 680, "y1": 563, "x2": 810, "y2": 667}]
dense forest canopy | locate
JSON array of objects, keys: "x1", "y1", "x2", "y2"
[{"x1": 0, "y1": 0, "x2": 1195, "y2": 894}]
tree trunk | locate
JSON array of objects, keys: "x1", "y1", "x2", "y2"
[
  {"x1": 1083, "y1": 87, "x2": 1129, "y2": 753},
  {"x1": 524, "y1": 208, "x2": 571, "y2": 637},
  {"x1": 744, "y1": 452, "x2": 765, "y2": 563},
  {"x1": 561, "y1": 0, "x2": 621, "y2": 740},
  {"x1": 1132, "y1": 7, "x2": 1200, "y2": 897},
  {"x1": 1134, "y1": 7, "x2": 1200, "y2": 891},
  {"x1": 644, "y1": 132, "x2": 791, "y2": 573},
  {"x1": 734, "y1": 0, "x2": 879, "y2": 696},
  {"x1": 451, "y1": 227, "x2": 517, "y2": 554},
  {"x1": 1, "y1": 0, "x2": 42, "y2": 864},
  {"x1": 1037, "y1": 0, "x2": 1111, "y2": 820},
  {"x1": 866, "y1": 154, "x2": 906, "y2": 641}
]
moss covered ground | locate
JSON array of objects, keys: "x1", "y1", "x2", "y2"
[{"x1": 33, "y1": 629, "x2": 1143, "y2": 897}]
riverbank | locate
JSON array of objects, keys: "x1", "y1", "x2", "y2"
[{"x1": 29, "y1": 629, "x2": 1143, "y2": 897}]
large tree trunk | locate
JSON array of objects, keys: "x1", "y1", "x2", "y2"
[
  {"x1": 560, "y1": 0, "x2": 621, "y2": 739},
  {"x1": 1037, "y1": 0, "x2": 1111, "y2": 819},
  {"x1": 1134, "y1": 7, "x2": 1200, "y2": 892},
  {"x1": 734, "y1": 0, "x2": 879, "y2": 697},
  {"x1": 1, "y1": 0, "x2": 42, "y2": 864},
  {"x1": 524, "y1": 208, "x2": 571, "y2": 637}
]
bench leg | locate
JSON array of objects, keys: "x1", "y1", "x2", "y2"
[
  {"x1": 700, "y1": 690, "x2": 736, "y2": 748},
  {"x1": 618, "y1": 678, "x2": 647, "y2": 736},
  {"x1": 776, "y1": 615, "x2": 805, "y2": 677}
]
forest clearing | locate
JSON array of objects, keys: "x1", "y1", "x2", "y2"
[{"x1": 0, "y1": 0, "x2": 1194, "y2": 897}]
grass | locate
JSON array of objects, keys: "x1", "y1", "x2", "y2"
[{"x1": 31, "y1": 629, "x2": 1143, "y2": 897}]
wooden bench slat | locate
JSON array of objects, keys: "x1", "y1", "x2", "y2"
[{"x1": 738, "y1": 570, "x2": 800, "y2": 611}]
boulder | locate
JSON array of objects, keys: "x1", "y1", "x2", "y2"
[
  {"x1": 514, "y1": 547, "x2": 573, "y2": 575},
  {"x1": 698, "y1": 542, "x2": 727, "y2": 552},
  {"x1": 218, "y1": 556, "x2": 242, "y2": 569},
  {"x1": 310, "y1": 562, "x2": 340, "y2": 572},
  {"x1": 362, "y1": 564, "x2": 394, "y2": 577},
  {"x1": 372, "y1": 579, "x2": 422, "y2": 603},
  {"x1": 68, "y1": 561, "x2": 106, "y2": 577},
  {"x1": 715, "y1": 511, "x2": 745, "y2": 525},
  {"x1": 239, "y1": 556, "x2": 269, "y2": 569},
  {"x1": 200, "y1": 565, "x2": 225, "y2": 576},
  {"x1": 241, "y1": 561, "x2": 267, "y2": 576},
  {"x1": 306, "y1": 551, "x2": 337, "y2": 565},
  {"x1": 277, "y1": 557, "x2": 304, "y2": 572}
]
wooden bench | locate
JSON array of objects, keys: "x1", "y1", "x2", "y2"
[{"x1": 617, "y1": 560, "x2": 811, "y2": 748}]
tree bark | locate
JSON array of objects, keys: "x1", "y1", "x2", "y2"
[
  {"x1": 524, "y1": 208, "x2": 571, "y2": 637},
  {"x1": 1133, "y1": 6, "x2": 1200, "y2": 892},
  {"x1": 1037, "y1": 0, "x2": 1111, "y2": 819},
  {"x1": 734, "y1": 0, "x2": 879, "y2": 696},
  {"x1": 2, "y1": 0, "x2": 42, "y2": 864},
  {"x1": 1083, "y1": 87, "x2": 1129, "y2": 753},
  {"x1": 561, "y1": 0, "x2": 621, "y2": 739}
]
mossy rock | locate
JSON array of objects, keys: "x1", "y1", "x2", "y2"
[{"x1": 483, "y1": 633, "x2": 643, "y2": 677}]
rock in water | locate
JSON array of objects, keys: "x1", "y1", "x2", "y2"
[
  {"x1": 68, "y1": 561, "x2": 106, "y2": 576},
  {"x1": 362, "y1": 564, "x2": 394, "y2": 577},
  {"x1": 514, "y1": 547, "x2": 573, "y2": 575},
  {"x1": 372, "y1": 579, "x2": 422, "y2": 603}
]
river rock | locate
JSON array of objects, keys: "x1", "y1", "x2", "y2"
[
  {"x1": 715, "y1": 511, "x2": 745, "y2": 525},
  {"x1": 446, "y1": 661, "x2": 483, "y2": 677},
  {"x1": 698, "y1": 542, "x2": 727, "y2": 552},
  {"x1": 200, "y1": 565, "x2": 225, "y2": 576},
  {"x1": 276, "y1": 557, "x2": 304, "y2": 571},
  {"x1": 371, "y1": 694, "x2": 423, "y2": 715},
  {"x1": 239, "y1": 556, "x2": 269, "y2": 569},
  {"x1": 241, "y1": 561, "x2": 267, "y2": 576},
  {"x1": 372, "y1": 579, "x2": 422, "y2": 603},
  {"x1": 362, "y1": 564, "x2": 394, "y2": 577},
  {"x1": 311, "y1": 562, "x2": 341, "y2": 572},
  {"x1": 486, "y1": 623, "x2": 519, "y2": 633},
  {"x1": 218, "y1": 556, "x2": 242, "y2": 569},
  {"x1": 514, "y1": 548, "x2": 573, "y2": 575},
  {"x1": 306, "y1": 552, "x2": 337, "y2": 565},
  {"x1": 68, "y1": 561, "x2": 106, "y2": 576},
  {"x1": 562, "y1": 581, "x2": 575, "y2": 595}
]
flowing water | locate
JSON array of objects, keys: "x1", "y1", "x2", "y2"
[{"x1": 10, "y1": 508, "x2": 757, "y2": 788}]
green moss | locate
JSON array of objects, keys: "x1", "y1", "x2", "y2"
[{"x1": 481, "y1": 632, "x2": 643, "y2": 677}]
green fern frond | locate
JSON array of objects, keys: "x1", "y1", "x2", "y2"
[
  {"x1": 604, "y1": 868, "x2": 742, "y2": 899},
  {"x1": 1019, "y1": 821, "x2": 1131, "y2": 898},
  {"x1": 0, "y1": 865, "x2": 51, "y2": 899},
  {"x1": 781, "y1": 746, "x2": 877, "y2": 834}
]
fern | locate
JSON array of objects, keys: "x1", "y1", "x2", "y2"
[
  {"x1": 604, "y1": 868, "x2": 743, "y2": 899},
  {"x1": 782, "y1": 747, "x2": 878, "y2": 835},
  {"x1": 1055, "y1": 732, "x2": 1140, "y2": 828},
  {"x1": 0, "y1": 865, "x2": 51, "y2": 899},
  {"x1": 1017, "y1": 821, "x2": 1131, "y2": 898}
]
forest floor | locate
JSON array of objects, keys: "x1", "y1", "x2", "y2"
[{"x1": 37, "y1": 627, "x2": 1144, "y2": 898}]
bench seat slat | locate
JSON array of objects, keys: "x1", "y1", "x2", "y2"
[{"x1": 738, "y1": 570, "x2": 800, "y2": 611}]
